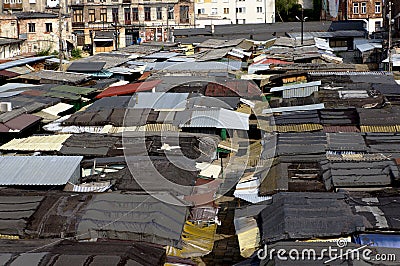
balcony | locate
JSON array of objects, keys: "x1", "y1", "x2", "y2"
[
  {"x1": 125, "y1": 20, "x2": 131, "y2": 25},
  {"x1": 72, "y1": 22, "x2": 85, "y2": 28},
  {"x1": 3, "y1": 3, "x2": 22, "y2": 10},
  {"x1": 122, "y1": 0, "x2": 131, "y2": 3}
]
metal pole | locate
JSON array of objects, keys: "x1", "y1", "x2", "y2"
[
  {"x1": 301, "y1": 7, "x2": 304, "y2": 45},
  {"x1": 58, "y1": 6, "x2": 63, "y2": 71},
  {"x1": 388, "y1": 1, "x2": 393, "y2": 72}
]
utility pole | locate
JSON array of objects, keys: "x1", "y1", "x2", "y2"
[
  {"x1": 301, "y1": 7, "x2": 304, "y2": 45},
  {"x1": 388, "y1": 1, "x2": 393, "y2": 72},
  {"x1": 58, "y1": 5, "x2": 63, "y2": 71}
]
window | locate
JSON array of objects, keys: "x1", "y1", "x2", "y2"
[
  {"x1": 198, "y1": 8, "x2": 205, "y2": 14},
  {"x1": 28, "y1": 23, "x2": 35, "y2": 33},
  {"x1": 157, "y1": 7, "x2": 162, "y2": 20},
  {"x1": 211, "y1": 8, "x2": 217, "y2": 15},
  {"x1": 375, "y1": 21, "x2": 381, "y2": 31},
  {"x1": 89, "y1": 9, "x2": 95, "y2": 22},
  {"x1": 73, "y1": 9, "x2": 83, "y2": 22},
  {"x1": 45, "y1": 23, "x2": 52, "y2": 32},
  {"x1": 124, "y1": 8, "x2": 131, "y2": 24},
  {"x1": 132, "y1": 7, "x2": 138, "y2": 21},
  {"x1": 257, "y1": 7, "x2": 262, "y2": 13},
  {"x1": 212, "y1": 0, "x2": 217, "y2": 2},
  {"x1": 168, "y1": 6, "x2": 174, "y2": 19},
  {"x1": 353, "y1": 3, "x2": 359, "y2": 14},
  {"x1": 112, "y1": 8, "x2": 119, "y2": 23},
  {"x1": 224, "y1": 8, "x2": 229, "y2": 14},
  {"x1": 144, "y1": 7, "x2": 151, "y2": 21},
  {"x1": 100, "y1": 8, "x2": 107, "y2": 22},
  {"x1": 361, "y1": 2, "x2": 366, "y2": 14},
  {"x1": 236, "y1": 7, "x2": 245, "y2": 13},
  {"x1": 375, "y1": 1, "x2": 381, "y2": 13},
  {"x1": 180, "y1": 5, "x2": 189, "y2": 23}
]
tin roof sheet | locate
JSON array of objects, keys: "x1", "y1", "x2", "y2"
[{"x1": 0, "y1": 156, "x2": 82, "y2": 185}]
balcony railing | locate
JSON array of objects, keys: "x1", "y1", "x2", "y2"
[
  {"x1": 125, "y1": 20, "x2": 131, "y2": 25},
  {"x1": 72, "y1": 22, "x2": 85, "y2": 28},
  {"x1": 3, "y1": 3, "x2": 22, "y2": 9}
]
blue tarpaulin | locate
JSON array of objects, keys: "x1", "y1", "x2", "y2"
[{"x1": 354, "y1": 234, "x2": 400, "y2": 248}]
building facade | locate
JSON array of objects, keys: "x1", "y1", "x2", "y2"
[
  {"x1": 329, "y1": 0, "x2": 383, "y2": 33},
  {"x1": 0, "y1": 12, "x2": 74, "y2": 55},
  {"x1": 70, "y1": 0, "x2": 195, "y2": 51},
  {"x1": 195, "y1": 0, "x2": 275, "y2": 27},
  {"x1": 3, "y1": 0, "x2": 68, "y2": 14}
]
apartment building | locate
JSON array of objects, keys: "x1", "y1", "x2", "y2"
[
  {"x1": 0, "y1": 12, "x2": 74, "y2": 54},
  {"x1": 195, "y1": 0, "x2": 275, "y2": 27},
  {"x1": 70, "y1": 0, "x2": 194, "y2": 51}
]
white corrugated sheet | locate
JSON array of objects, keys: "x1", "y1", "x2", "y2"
[
  {"x1": 263, "y1": 103, "x2": 325, "y2": 114},
  {"x1": 0, "y1": 156, "x2": 82, "y2": 185},
  {"x1": 196, "y1": 162, "x2": 221, "y2": 179},
  {"x1": 64, "y1": 181, "x2": 112, "y2": 193},
  {"x1": 41, "y1": 103, "x2": 74, "y2": 116},
  {"x1": 0, "y1": 134, "x2": 71, "y2": 151},
  {"x1": 234, "y1": 178, "x2": 271, "y2": 203},
  {"x1": 182, "y1": 109, "x2": 249, "y2": 130},
  {"x1": 339, "y1": 90, "x2": 369, "y2": 99},
  {"x1": 133, "y1": 92, "x2": 189, "y2": 111}
]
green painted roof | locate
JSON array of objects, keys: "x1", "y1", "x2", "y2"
[{"x1": 50, "y1": 85, "x2": 97, "y2": 96}]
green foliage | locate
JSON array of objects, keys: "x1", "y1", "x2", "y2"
[
  {"x1": 36, "y1": 48, "x2": 51, "y2": 56},
  {"x1": 51, "y1": 50, "x2": 59, "y2": 56},
  {"x1": 71, "y1": 48, "x2": 82, "y2": 59},
  {"x1": 276, "y1": 0, "x2": 299, "y2": 20}
]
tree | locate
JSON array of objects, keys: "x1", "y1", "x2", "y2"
[{"x1": 276, "y1": 0, "x2": 300, "y2": 21}]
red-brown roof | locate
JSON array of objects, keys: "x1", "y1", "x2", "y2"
[
  {"x1": 4, "y1": 114, "x2": 42, "y2": 131},
  {"x1": 323, "y1": 125, "x2": 360, "y2": 133},
  {"x1": 21, "y1": 89, "x2": 46, "y2": 96},
  {"x1": 255, "y1": 58, "x2": 294, "y2": 65},
  {"x1": 0, "y1": 70, "x2": 19, "y2": 78},
  {"x1": 95, "y1": 80, "x2": 162, "y2": 99}
]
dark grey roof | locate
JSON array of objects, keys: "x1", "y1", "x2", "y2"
[
  {"x1": 269, "y1": 132, "x2": 327, "y2": 158},
  {"x1": 86, "y1": 96, "x2": 131, "y2": 110},
  {"x1": 0, "y1": 38, "x2": 23, "y2": 46},
  {"x1": 175, "y1": 21, "x2": 332, "y2": 42},
  {"x1": 357, "y1": 107, "x2": 400, "y2": 126},
  {"x1": 0, "y1": 196, "x2": 43, "y2": 236},
  {"x1": 67, "y1": 62, "x2": 106, "y2": 73},
  {"x1": 326, "y1": 132, "x2": 367, "y2": 151},
  {"x1": 0, "y1": 239, "x2": 166, "y2": 266},
  {"x1": 76, "y1": 192, "x2": 188, "y2": 247},
  {"x1": 272, "y1": 110, "x2": 320, "y2": 125},
  {"x1": 319, "y1": 108, "x2": 359, "y2": 125},
  {"x1": 258, "y1": 192, "x2": 366, "y2": 242},
  {"x1": 321, "y1": 160, "x2": 398, "y2": 190},
  {"x1": 328, "y1": 20, "x2": 366, "y2": 32},
  {"x1": 59, "y1": 134, "x2": 119, "y2": 157},
  {"x1": 349, "y1": 193, "x2": 400, "y2": 231},
  {"x1": 365, "y1": 133, "x2": 400, "y2": 157},
  {"x1": 14, "y1": 12, "x2": 58, "y2": 19}
]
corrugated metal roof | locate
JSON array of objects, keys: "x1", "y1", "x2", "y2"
[
  {"x1": 149, "y1": 61, "x2": 242, "y2": 72},
  {"x1": 133, "y1": 92, "x2": 189, "y2": 110},
  {"x1": 263, "y1": 103, "x2": 325, "y2": 114},
  {"x1": 0, "y1": 156, "x2": 82, "y2": 185},
  {"x1": 0, "y1": 56, "x2": 54, "y2": 71},
  {"x1": 182, "y1": 109, "x2": 249, "y2": 130},
  {"x1": 270, "y1": 81, "x2": 321, "y2": 92},
  {"x1": 95, "y1": 80, "x2": 161, "y2": 99},
  {"x1": 323, "y1": 125, "x2": 360, "y2": 133},
  {"x1": 4, "y1": 114, "x2": 42, "y2": 131},
  {"x1": 309, "y1": 71, "x2": 391, "y2": 76},
  {"x1": 273, "y1": 124, "x2": 323, "y2": 132},
  {"x1": 361, "y1": 125, "x2": 400, "y2": 133},
  {"x1": 0, "y1": 90, "x2": 24, "y2": 98},
  {"x1": 40, "y1": 102, "x2": 74, "y2": 116},
  {"x1": 76, "y1": 193, "x2": 188, "y2": 247},
  {"x1": 0, "y1": 134, "x2": 71, "y2": 151},
  {"x1": 143, "y1": 51, "x2": 180, "y2": 59},
  {"x1": 0, "y1": 83, "x2": 38, "y2": 92}
]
